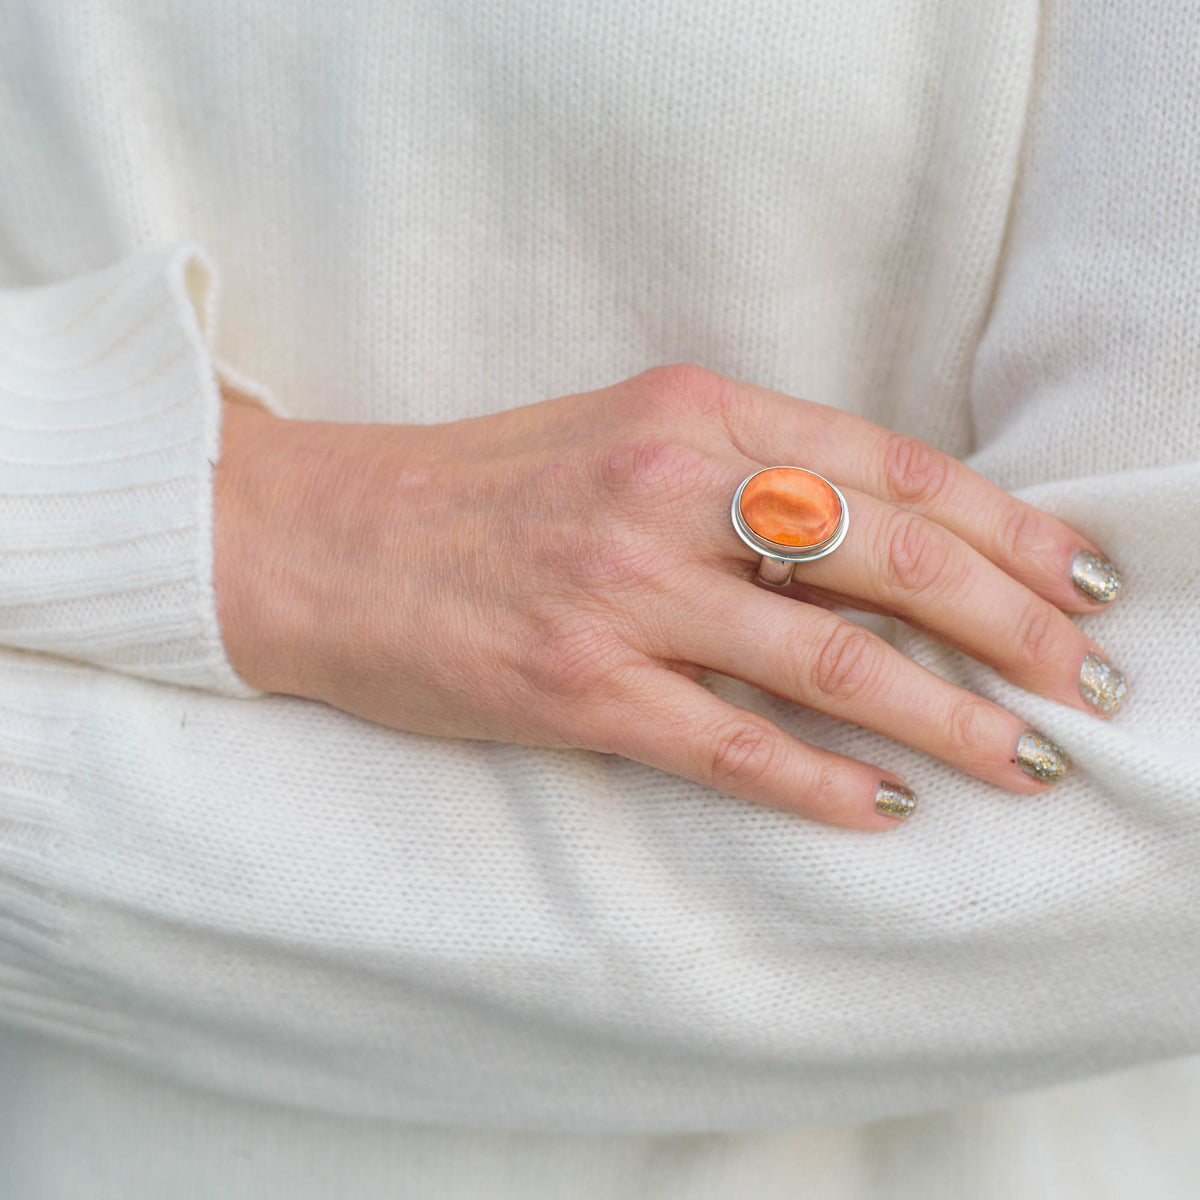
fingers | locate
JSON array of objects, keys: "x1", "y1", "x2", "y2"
[
  {"x1": 789, "y1": 488, "x2": 1125, "y2": 718},
  {"x1": 594, "y1": 664, "x2": 918, "y2": 830},
  {"x1": 673, "y1": 574, "x2": 1072, "y2": 795},
  {"x1": 724, "y1": 379, "x2": 1122, "y2": 614}
]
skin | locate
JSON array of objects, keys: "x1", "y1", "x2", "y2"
[{"x1": 213, "y1": 364, "x2": 1122, "y2": 832}]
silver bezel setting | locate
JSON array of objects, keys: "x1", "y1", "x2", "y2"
[{"x1": 730, "y1": 465, "x2": 850, "y2": 566}]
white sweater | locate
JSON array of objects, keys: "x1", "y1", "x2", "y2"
[{"x1": 3, "y1": 0, "x2": 1200, "y2": 1195}]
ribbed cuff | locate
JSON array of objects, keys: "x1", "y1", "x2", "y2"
[{"x1": 0, "y1": 244, "x2": 287, "y2": 697}]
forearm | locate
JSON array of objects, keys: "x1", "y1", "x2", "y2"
[{"x1": 5, "y1": 370, "x2": 1196, "y2": 1133}]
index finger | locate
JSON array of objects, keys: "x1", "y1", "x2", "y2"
[{"x1": 723, "y1": 378, "x2": 1122, "y2": 614}]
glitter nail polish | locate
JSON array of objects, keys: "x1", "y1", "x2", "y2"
[
  {"x1": 1015, "y1": 729, "x2": 1070, "y2": 783},
  {"x1": 1071, "y1": 550, "x2": 1122, "y2": 603},
  {"x1": 1078, "y1": 651, "x2": 1127, "y2": 714},
  {"x1": 876, "y1": 781, "x2": 917, "y2": 820}
]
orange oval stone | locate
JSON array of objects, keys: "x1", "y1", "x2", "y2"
[{"x1": 739, "y1": 468, "x2": 840, "y2": 548}]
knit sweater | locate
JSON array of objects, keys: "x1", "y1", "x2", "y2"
[{"x1": 3, "y1": 0, "x2": 1200, "y2": 1196}]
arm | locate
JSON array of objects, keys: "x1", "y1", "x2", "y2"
[
  {"x1": 5, "y1": 360, "x2": 1195, "y2": 1132},
  {"x1": 4, "y1": 2, "x2": 1199, "y2": 1133}
]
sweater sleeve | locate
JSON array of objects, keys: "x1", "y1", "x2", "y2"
[
  {"x1": 3, "y1": 6, "x2": 1200, "y2": 1139},
  {"x1": 0, "y1": 243, "x2": 283, "y2": 698}
]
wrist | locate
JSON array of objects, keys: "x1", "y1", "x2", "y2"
[
  {"x1": 213, "y1": 384, "x2": 309, "y2": 695},
  {"x1": 212, "y1": 383, "x2": 441, "y2": 700}
]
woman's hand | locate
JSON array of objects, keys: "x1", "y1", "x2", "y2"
[{"x1": 213, "y1": 366, "x2": 1125, "y2": 830}]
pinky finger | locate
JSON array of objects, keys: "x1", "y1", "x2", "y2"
[{"x1": 599, "y1": 665, "x2": 918, "y2": 831}]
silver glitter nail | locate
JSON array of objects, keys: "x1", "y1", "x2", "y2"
[
  {"x1": 1071, "y1": 550, "x2": 1122, "y2": 603},
  {"x1": 876, "y1": 781, "x2": 917, "y2": 820},
  {"x1": 1079, "y1": 651, "x2": 1127, "y2": 714},
  {"x1": 1015, "y1": 729, "x2": 1070, "y2": 783}
]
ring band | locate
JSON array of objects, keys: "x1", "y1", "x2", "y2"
[{"x1": 730, "y1": 466, "x2": 849, "y2": 587}]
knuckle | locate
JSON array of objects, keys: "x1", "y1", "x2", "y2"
[
  {"x1": 883, "y1": 432, "x2": 951, "y2": 507},
  {"x1": 810, "y1": 621, "x2": 884, "y2": 703},
  {"x1": 575, "y1": 528, "x2": 660, "y2": 593},
  {"x1": 703, "y1": 718, "x2": 780, "y2": 792},
  {"x1": 1013, "y1": 598, "x2": 1060, "y2": 672},
  {"x1": 883, "y1": 512, "x2": 956, "y2": 598},
  {"x1": 595, "y1": 434, "x2": 716, "y2": 507},
  {"x1": 636, "y1": 362, "x2": 726, "y2": 417},
  {"x1": 999, "y1": 503, "x2": 1056, "y2": 563},
  {"x1": 522, "y1": 606, "x2": 616, "y2": 701},
  {"x1": 596, "y1": 434, "x2": 677, "y2": 494},
  {"x1": 946, "y1": 696, "x2": 993, "y2": 757},
  {"x1": 801, "y1": 759, "x2": 844, "y2": 821}
]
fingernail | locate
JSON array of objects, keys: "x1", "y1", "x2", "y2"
[
  {"x1": 1071, "y1": 550, "x2": 1122, "y2": 603},
  {"x1": 1016, "y1": 729, "x2": 1070, "y2": 783},
  {"x1": 1079, "y1": 651, "x2": 1127, "y2": 714},
  {"x1": 876, "y1": 781, "x2": 917, "y2": 820}
]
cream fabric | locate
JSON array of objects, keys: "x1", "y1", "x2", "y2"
[
  {"x1": 2, "y1": 0, "x2": 1199, "y2": 1194},
  {"x1": 4, "y1": 1029, "x2": 1200, "y2": 1199}
]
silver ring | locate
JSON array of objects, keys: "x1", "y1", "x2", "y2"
[{"x1": 730, "y1": 466, "x2": 849, "y2": 587}]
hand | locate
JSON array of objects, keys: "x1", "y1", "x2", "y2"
[{"x1": 213, "y1": 366, "x2": 1125, "y2": 830}]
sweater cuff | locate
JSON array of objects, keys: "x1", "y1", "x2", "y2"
[{"x1": 0, "y1": 244, "x2": 287, "y2": 697}]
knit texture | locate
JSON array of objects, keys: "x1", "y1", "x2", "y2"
[
  {"x1": 0, "y1": 243, "x2": 281, "y2": 696},
  {"x1": 5, "y1": 1026, "x2": 1200, "y2": 1200},
  {"x1": 2, "y1": 0, "x2": 1200, "y2": 1195}
]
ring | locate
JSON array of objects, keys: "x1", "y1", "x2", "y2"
[{"x1": 730, "y1": 466, "x2": 849, "y2": 587}]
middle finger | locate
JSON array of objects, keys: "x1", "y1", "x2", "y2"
[{"x1": 770, "y1": 487, "x2": 1128, "y2": 718}]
